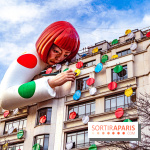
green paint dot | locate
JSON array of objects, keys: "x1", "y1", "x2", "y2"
[
  {"x1": 112, "y1": 39, "x2": 118, "y2": 45},
  {"x1": 32, "y1": 143, "x2": 40, "y2": 150},
  {"x1": 63, "y1": 68, "x2": 69, "y2": 72},
  {"x1": 17, "y1": 130, "x2": 24, "y2": 139},
  {"x1": 113, "y1": 65, "x2": 123, "y2": 73},
  {"x1": 89, "y1": 144, "x2": 97, "y2": 150},
  {"x1": 123, "y1": 119, "x2": 132, "y2": 122},
  {"x1": 18, "y1": 81, "x2": 36, "y2": 98},
  {"x1": 101, "y1": 55, "x2": 108, "y2": 63}
]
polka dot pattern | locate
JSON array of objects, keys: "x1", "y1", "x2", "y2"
[
  {"x1": 108, "y1": 82, "x2": 117, "y2": 91},
  {"x1": 18, "y1": 81, "x2": 36, "y2": 98},
  {"x1": 17, "y1": 54, "x2": 37, "y2": 69},
  {"x1": 46, "y1": 68, "x2": 52, "y2": 74},
  {"x1": 115, "y1": 108, "x2": 124, "y2": 119},
  {"x1": 86, "y1": 78, "x2": 95, "y2": 86},
  {"x1": 76, "y1": 61, "x2": 83, "y2": 69}
]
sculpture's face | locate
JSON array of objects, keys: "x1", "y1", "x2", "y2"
[{"x1": 47, "y1": 44, "x2": 71, "y2": 65}]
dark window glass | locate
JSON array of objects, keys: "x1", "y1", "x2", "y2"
[
  {"x1": 117, "y1": 52, "x2": 122, "y2": 57},
  {"x1": 112, "y1": 65, "x2": 127, "y2": 82},
  {"x1": 122, "y1": 50, "x2": 127, "y2": 56},
  {"x1": 117, "y1": 49, "x2": 131, "y2": 57},
  {"x1": 105, "y1": 92, "x2": 136, "y2": 112},
  {"x1": 4, "y1": 118, "x2": 27, "y2": 134},
  {"x1": 98, "y1": 48, "x2": 102, "y2": 51},
  {"x1": 83, "y1": 60, "x2": 96, "y2": 68},
  {"x1": 132, "y1": 119, "x2": 138, "y2": 122},
  {"x1": 37, "y1": 108, "x2": 52, "y2": 125},
  {"x1": 126, "y1": 37, "x2": 135, "y2": 43},
  {"x1": 68, "y1": 101, "x2": 95, "y2": 120},
  {"x1": 7, "y1": 143, "x2": 24, "y2": 150},
  {"x1": 76, "y1": 77, "x2": 89, "y2": 91},
  {"x1": 66, "y1": 130, "x2": 94, "y2": 148},
  {"x1": 34, "y1": 134, "x2": 49, "y2": 150}
]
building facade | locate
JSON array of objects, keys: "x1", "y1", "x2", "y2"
[{"x1": 0, "y1": 27, "x2": 150, "y2": 150}]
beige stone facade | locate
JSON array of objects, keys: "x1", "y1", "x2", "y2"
[{"x1": 0, "y1": 28, "x2": 150, "y2": 150}]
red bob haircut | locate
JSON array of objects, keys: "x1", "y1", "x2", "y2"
[{"x1": 36, "y1": 21, "x2": 80, "y2": 63}]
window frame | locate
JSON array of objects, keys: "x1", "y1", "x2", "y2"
[
  {"x1": 4, "y1": 118, "x2": 27, "y2": 135},
  {"x1": 111, "y1": 65, "x2": 128, "y2": 82},
  {"x1": 34, "y1": 134, "x2": 49, "y2": 150},
  {"x1": 68, "y1": 101, "x2": 95, "y2": 120},
  {"x1": 36, "y1": 107, "x2": 52, "y2": 126},
  {"x1": 66, "y1": 130, "x2": 93, "y2": 149},
  {"x1": 83, "y1": 60, "x2": 96, "y2": 68},
  {"x1": 125, "y1": 37, "x2": 135, "y2": 43},
  {"x1": 105, "y1": 91, "x2": 136, "y2": 112},
  {"x1": 76, "y1": 76, "x2": 89, "y2": 91},
  {"x1": 7, "y1": 142, "x2": 24, "y2": 150},
  {"x1": 117, "y1": 49, "x2": 131, "y2": 57}
]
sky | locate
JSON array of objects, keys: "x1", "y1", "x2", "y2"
[{"x1": 0, "y1": 0, "x2": 150, "y2": 82}]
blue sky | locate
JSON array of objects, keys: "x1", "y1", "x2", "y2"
[{"x1": 0, "y1": 0, "x2": 150, "y2": 82}]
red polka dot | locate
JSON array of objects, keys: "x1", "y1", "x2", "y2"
[
  {"x1": 76, "y1": 61, "x2": 83, "y2": 69},
  {"x1": 46, "y1": 68, "x2": 52, "y2": 74},
  {"x1": 4, "y1": 110, "x2": 9, "y2": 118},
  {"x1": 17, "y1": 54, "x2": 37, "y2": 68},
  {"x1": 146, "y1": 32, "x2": 150, "y2": 37},
  {"x1": 108, "y1": 82, "x2": 117, "y2": 90},
  {"x1": 69, "y1": 112, "x2": 77, "y2": 119},
  {"x1": 115, "y1": 108, "x2": 124, "y2": 118},
  {"x1": 39, "y1": 115, "x2": 46, "y2": 123},
  {"x1": 86, "y1": 78, "x2": 95, "y2": 86}
]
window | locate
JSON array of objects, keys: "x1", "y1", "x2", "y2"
[
  {"x1": 117, "y1": 49, "x2": 131, "y2": 57},
  {"x1": 34, "y1": 134, "x2": 49, "y2": 150},
  {"x1": 98, "y1": 48, "x2": 102, "y2": 51},
  {"x1": 37, "y1": 108, "x2": 52, "y2": 125},
  {"x1": 76, "y1": 77, "x2": 89, "y2": 91},
  {"x1": 112, "y1": 65, "x2": 127, "y2": 82},
  {"x1": 7, "y1": 143, "x2": 24, "y2": 150},
  {"x1": 68, "y1": 101, "x2": 95, "y2": 120},
  {"x1": 4, "y1": 118, "x2": 27, "y2": 134},
  {"x1": 83, "y1": 60, "x2": 96, "y2": 68},
  {"x1": 66, "y1": 130, "x2": 93, "y2": 148},
  {"x1": 105, "y1": 92, "x2": 136, "y2": 112},
  {"x1": 126, "y1": 37, "x2": 135, "y2": 43}
]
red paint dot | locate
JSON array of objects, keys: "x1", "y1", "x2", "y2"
[
  {"x1": 39, "y1": 115, "x2": 46, "y2": 123},
  {"x1": 17, "y1": 54, "x2": 37, "y2": 69},
  {"x1": 86, "y1": 78, "x2": 95, "y2": 86},
  {"x1": 76, "y1": 61, "x2": 83, "y2": 69},
  {"x1": 115, "y1": 108, "x2": 124, "y2": 118},
  {"x1": 46, "y1": 67, "x2": 52, "y2": 74},
  {"x1": 108, "y1": 82, "x2": 117, "y2": 90},
  {"x1": 69, "y1": 112, "x2": 77, "y2": 119},
  {"x1": 4, "y1": 110, "x2": 9, "y2": 118},
  {"x1": 146, "y1": 32, "x2": 150, "y2": 37}
]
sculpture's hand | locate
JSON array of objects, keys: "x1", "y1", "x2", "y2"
[{"x1": 48, "y1": 69, "x2": 75, "y2": 88}]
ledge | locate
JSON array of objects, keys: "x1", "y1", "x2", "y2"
[
  {"x1": 0, "y1": 112, "x2": 28, "y2": 122},
  {"x1": 65, "y1": 77, "x2": 137, "y2": 105},
  {"x1": 63, "y1": 107, "x2": 138, "y2": 132},
  {"x1": 0, "y1": 137, "x2": 25, "y2": 145},
  {"x1": 0, "y1": 130, "x2": 25, "y2": 145},
  {"x1": 106, "y1": 53, "x2": 134, "y2": 68},
  {"x1": 34, "y1": 123, "x2": 51, "y2": 128}
]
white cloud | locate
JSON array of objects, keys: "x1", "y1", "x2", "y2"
[
  {"x1": 0, "y1": 0, "x2": 150, "y2": 83},
  {"x1": 0, "y1": 0, "x2": 43, "y2": 23},
  {"x1": 0, "y1": 42, "x2": 35, "y2": 65},
  {"x1": 44, "y1": 0, "x2": 92, "y2": 11},
  {"x1": 20, "y1": 24, "x2": 35, "y2": 36},
  {"x1": 142, "y1": 15, "x2": 150, "y2": 27}
]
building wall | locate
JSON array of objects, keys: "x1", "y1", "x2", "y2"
[{"x1": 0, "y1": 29, "x2": 150, "y2": 150}]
